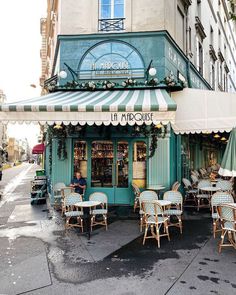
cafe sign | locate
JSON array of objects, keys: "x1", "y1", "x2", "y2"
[{"x1": 79, "y1": 41, "x2": 145, "y2": 80}]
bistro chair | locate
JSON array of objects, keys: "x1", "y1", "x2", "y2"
[
  {"x1": 64, "y1": 193, "x2": 83, "y2": 231},
  {"x1": 191, "y1": 174, "x2": 199, "y2": 187},
  {"x1": 199, "y1": 168, "x2": 209, "y2": 179},
  {"x1": 192, "y1": 170, "x2": 200, "y2": 178},
  {"x1": 196, "y1": 180, "x2": 212, "y2": 211},
  {"x1": 89, "y1": 192, "x2": 108, "y2": 231},
  {"x1": 217, "y1": 203, "x2": 236, "y2": 253},
  {"x1": 163, "y1": 191, "x2": 183, "y2": 234},
  {"x1": 211, "y1": 192, "x2": 234, "y2": 238},
  {"x1": 171, "y1": 181, "x2": 180, "y2": 192},
  {"x1": 142, "y1": 200, "x2": 170, "y2": 248},
  {"x1": 139, "y1": 190, "x2": 158, "y2": 232},
  {"x1": 216, "y1": 180, "x2": 233, "y2": 193},
  {"x1": 61, "y1": 187, "x2": 75, "y2": 216},
  {"x1": 132, "y1": 182, "x2": 141, "y2": 212},
  {"x1": 53, "y1": 182, "x2": 66, "y2": 209},
  {"x1": 182, "y1": 178, "x2": 197, "y2": 207}
]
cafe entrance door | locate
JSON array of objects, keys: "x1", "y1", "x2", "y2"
[
  {"x1": 73, "y1": 138, "x2": 147, "y2": 205},
  {"x1": 91, "y1": 140, "x2": 130, "y2": 204}
]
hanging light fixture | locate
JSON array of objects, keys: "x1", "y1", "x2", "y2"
[
  {"x1": 220, "y1": 137, "x2": 227, "y2": 141},
  {"x1": 214, "y1": 134, "x2": 220, "y2": 138},
  {"x1": 155, "y1": 123, "x2": 163, "y2": 129},
  {"x1": 53, "y1": 124, "x2": 63, "y2": 129}
]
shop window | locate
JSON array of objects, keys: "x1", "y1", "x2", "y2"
[
  {"x1": 132, "y1": 141, "x2": 147, "y2": 188},
  {"x1": 73, "y1": 141, "x2": 87, "y2": 178},
  {"x1": 91, "y1": 141, "x2": 114, "y2": 187}
]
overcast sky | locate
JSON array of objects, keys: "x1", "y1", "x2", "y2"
[{"x1": 0, "y1": 0, "x2": 46, "y2": 147}]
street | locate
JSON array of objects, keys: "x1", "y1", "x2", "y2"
[{"x1": 0, "y1": 163, "x2": 236, "y2": 295}]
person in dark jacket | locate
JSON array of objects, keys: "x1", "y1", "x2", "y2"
[{"x1": 70, "y1": 172, "x2": 86, "y2": 195}]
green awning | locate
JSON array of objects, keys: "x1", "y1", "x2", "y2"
[
  {"x1": 219, "y1": 128, "x2": 236, "y2": 177},
  {"x1": 0, "y1": 89, "x2": 176, "y2": 126}
]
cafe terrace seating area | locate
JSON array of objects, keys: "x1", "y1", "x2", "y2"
[{"x1": 50, "y1": 173, "x2": 236, "y2": 252}]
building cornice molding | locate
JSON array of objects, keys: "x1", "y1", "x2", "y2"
[
  {"x1": 209, "y1": 45, "x2": 218, "y2": 62},
  {"x1": 195, "y1": 16, "x2": 207, "y2": 40}
]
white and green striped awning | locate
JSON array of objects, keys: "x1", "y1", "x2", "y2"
[{"x1": 0, "y1": 89, "x2": 176, "y2": 126}]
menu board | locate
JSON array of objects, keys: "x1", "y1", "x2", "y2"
[{"x1": 133, "y1": 161, "x2": 146, "y2": 179}]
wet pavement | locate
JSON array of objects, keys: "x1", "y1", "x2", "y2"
[{"x1": 0, "y1": 163, "x2": 236, "y2": 295}]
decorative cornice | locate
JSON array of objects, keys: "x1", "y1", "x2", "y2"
[
  {"x1": 218, "y1": 49, "x2": 225, "y2": 62},
  {"x1": 181, "y1": 0, "x2": 192, "y2": 9},
  {"x1": 224, "y1": 62, "x2": 230, "y2": 73},
  {"x1": 195, "y1": 16, "x2": 207, "y2": 40},
  {"x1": 209, "y1": 45, "x2": 218, "y2": 62}
]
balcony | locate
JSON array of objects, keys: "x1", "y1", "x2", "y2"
[{"x1": 98, "y1": 18, "x2": 125, "y2": 32}]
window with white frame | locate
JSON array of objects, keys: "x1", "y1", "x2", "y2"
[
  {"x1": 176, "y1": 6, "x2": 185, "y2": 51},
  {"x1": 210, "y1": 60, "x2": 215, "y2": 90},
  {"x1": 99, "y1": 0, "x2": 125, "y2": 32},
  {"x1": 99, "y1": 0, "x2": 124, "y2": 19},
  {"x1": 196, "y1": 37, "x2": 204, "y2": 76}
]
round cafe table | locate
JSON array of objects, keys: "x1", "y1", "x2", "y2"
[
  {"x1": 146, "y1": 184, "x2": 166, "y2": 198},
  {"x1": 75, "y1": 200, "x2": 101, "y2": 240},
  {"x1": 200, "y1": 187, "x2": 220, "y2": 194},
  {"x1": 156, "y1": 200, "x2": 171, "y2": 207}
]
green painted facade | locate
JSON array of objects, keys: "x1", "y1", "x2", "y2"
[{"x1": 46, "y1": 30, "x2": 215, "y2": 205}]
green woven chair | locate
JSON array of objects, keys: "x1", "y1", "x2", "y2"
[
  {"x1": 163, "y1": 191, "x2": 183, "y2": 234},
  {"x1": 142, "y1": 201, "x2": 170, "y2": 248},
  {"x1": 217, "y1": 203, "x2": 236, "y2": 253},
  {"x1": 211, "y1": 192, "x2": 234, "y2": 238}
]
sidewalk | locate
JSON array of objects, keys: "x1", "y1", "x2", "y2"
[{"x1": 0, "y1": 165, "x2": 236, "y2": 295}]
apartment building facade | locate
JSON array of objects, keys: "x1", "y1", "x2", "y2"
[{"x1": 37, "y1": 0, "x2": 236, "y2": 203}]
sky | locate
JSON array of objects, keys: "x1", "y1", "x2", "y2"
[{"x1": 0, "y1": 0, "x2": 47, "y2": 147}]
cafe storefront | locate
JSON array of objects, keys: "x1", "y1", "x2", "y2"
[{"x1": 0, "y1": 31, "x2": 217, "y2": 205}]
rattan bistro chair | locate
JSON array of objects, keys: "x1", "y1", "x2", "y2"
[
  {"x1": 64, "y1": 193, "x2": 83, "y2": 231},
  {"x1": 182, "y1": 178, "x2": 197, "y2": 207},
  {"x1": 196, "y1": 180, "x2": 212, "y2": 211},
  {"x1": 142, "y1": 201, "x2": 170, "y2": 248},
  {"x1": 89, "y1": 192, "x2": 108, "y2": 231},
  {"x1": 216, "y1": 180, "x2": 233, "y2": 193},
  {"x1": 211, "y1": 192, "x2": 234, "y2": 238},
  {"x1": 53, "y1": 182, "x2": 66, "y2": 209},
  {"x1": 171, "y1": 181, "x2": 180, "y2": 192},
  {"x1": 139, "y1": 190, "x2": 158, "y2": 232},
  {"x1": 61, "y1": 187, "x2": 75, "y2": 216},
  {"x1": 217, "y1": 203, "x2": 236, "y2": 253},
  {"x1": 132, "y1": 182, "x2": 141, "y2": 212},
  {"x1": 163, "y1": 191, "x2": 183, "y2": 234}
]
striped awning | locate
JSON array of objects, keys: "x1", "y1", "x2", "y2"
[{"x1": 0, "y1": 89, "x2": 176, "y2": 126}]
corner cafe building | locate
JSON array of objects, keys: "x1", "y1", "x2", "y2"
[{"x1": 1, "y1": 31, "x2": 235, "y2": 205}]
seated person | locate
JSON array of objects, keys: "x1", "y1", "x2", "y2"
[{"x1": 70, "y1": 172, "x2": 86, "y2": 195}]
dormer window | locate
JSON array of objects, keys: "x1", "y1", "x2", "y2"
[{"x1": 99, "y1": 0, "x2": 125, "y2": 32}]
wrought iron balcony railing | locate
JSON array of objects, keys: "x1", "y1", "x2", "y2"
[{"x1": 98, "y1": 18, "x2": 125, "y2": 32}]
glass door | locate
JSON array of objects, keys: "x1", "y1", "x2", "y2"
[
  {"x1": 114, "y1": 140, "x2": 130, "y2": 204},
  {"x1": 91, "y1": 140, "x2": 114, "y2": 188}
]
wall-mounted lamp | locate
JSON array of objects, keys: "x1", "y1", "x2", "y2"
[
  {"x1": 146, "y1": 60, "x2": 157, "y2": 80},
  {"x1": 58, "y1": 70, "x2": 67, "y2": 79},
  {"x1": 149, "y1": 67, "x2": 157, "y2": 77}
]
